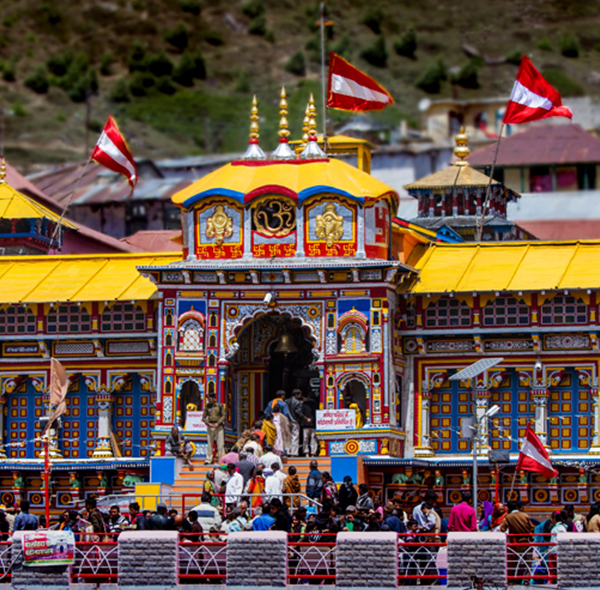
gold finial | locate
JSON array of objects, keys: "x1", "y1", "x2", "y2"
[
  {"x1": 0, "y1": 158, "x2": 5, "y2": 183},
  {"x1": 308, "y1": 93, "x2": 317, "y2": 138},
  {"x1": 301, "y1": 102, "x2": 311, "y2": 145},
  {"x1": 453, "y1": 126, "x2": 470, "y2": 165},
  {"x1": 278, "y1": 87, "x2": 290, "y2": 140},
  {"x1": 249, "y1": 95, "x2": 260, "y2": 141}
]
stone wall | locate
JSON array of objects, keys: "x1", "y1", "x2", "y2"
[
  {"x1": 447, "y1": 532, "x2": 507, "y2": 588},
  {"x1": 226, "y1": 531, "x2": 287, "y2": 586},
  {"x1": 557, "y1": 532, "x2": 600, "y2": 588},
  {"x1": 118, "y1": 530, "x2": 178, "y2": 587},
  {"x1": 337, "y1": 531, "x2": 398, "y2": 587}
]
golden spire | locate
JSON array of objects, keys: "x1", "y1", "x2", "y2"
[
  {"x1": 278, "y1": 87, "x2": 290, "y2": 140},
  {"x1": 453, "y1": 126, "x2": 470, "y2": 166},
  {"x1": 0, "y1": 158, "x2": 5, "y2": 184},
  {"x1": 249, "y1": 95, "x2": 260, "y2": 141},
  {"x1": 300, "y1": 93, "x2": 325, "y2": 159},
  {"x1": 272, "y1": 86, "x2": 295, "y2": 160},
  {"x1": 242, "y1": 95, "x2": 266, "y2": 160}
]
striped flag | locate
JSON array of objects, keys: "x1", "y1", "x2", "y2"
[
  {"x1": 92, "y1": 116, "x2": 138, "y2": 188},
  {"x1": 327, "y1": 52, "x2": 394, "y2": 112},
  {"x1": 503, "y1": 56, "x2": 572, "y2": 124},
  {"x1": 43, "y1": 358, "x2": 68, "y2": 434},
  {"x1": 516, "y1": 424, "x2": 558, "y2": 479}
]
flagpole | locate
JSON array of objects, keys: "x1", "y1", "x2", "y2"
[
  {"x1": 48, "y1": 155, "x2": 94, "y2": 253},
  {"x1": 320, "y1": 2, "x2": 327, "y2": 152},
  {"x1": 475, "y1": 122, "x2": 505, "y2": 242},
  {"x1": 508, "y1": 466, "x2": 518, "y2": 503},
  {"x1": 43, "y1": 434, "x2": 50, "y2": 527}
]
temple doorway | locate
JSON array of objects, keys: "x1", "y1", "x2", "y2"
[{"x1": 231, "y1": 313, "x2": 319, "y2": 434}]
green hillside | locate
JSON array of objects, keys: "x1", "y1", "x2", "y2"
[{"x1": 2, "y1": 0, "x2": 600, "y2": 170}]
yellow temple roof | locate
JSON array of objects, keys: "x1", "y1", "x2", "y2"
[
  {"x1": 406, "y1": 241, "x2": 600, "y2": 294},
  {"x1": 171, "y1": 157, "x2": 398, "y2": 210},
  {"x1": 0, "y1": 181, "x2": 77, "y2": 229},
  {"x1": 404, "y1": 164, "x2": 500, "y2": 191},
  {"x1": 0, "y1": 253, "x2": 180, "y2": 304}
]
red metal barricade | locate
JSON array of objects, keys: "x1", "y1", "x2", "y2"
[
  {"x1": 398, "y1": 532, "x2": 447, "y2": 585},
  {"x1": 287, "y1": 533, "x2": 336, "y2": 584},
  {"x1": 506, "y1": 533, "x2": 557, "y2": 584},
  {"x1": 179, "y1": 532, "x2": 227, "y2": 584},
  {"x1": 72, "y1": 532, "x2": 119, "y2": 583}
]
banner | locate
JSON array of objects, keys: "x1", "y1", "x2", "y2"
[
  {"x1": 316, "y1": 409, "x2": 356, "y2": 430},
  {"x1": 185, "y1": 411, "x2": 207, "y2": 432},
  {"x1": 23, "y1": 531, "x2": 75, "y2": 566}
]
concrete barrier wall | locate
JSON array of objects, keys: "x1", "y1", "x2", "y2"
[{"x1": 557, "y1": 532, "x2": 600, "y2": 588}]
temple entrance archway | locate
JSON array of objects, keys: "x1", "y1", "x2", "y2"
[{"x1": 231, "y1": 312, "x2": 319, "y2": 434}]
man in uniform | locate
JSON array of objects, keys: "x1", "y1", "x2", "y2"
[{"x1": 202, "y1": 391, "x2": 225, "y2": 464}]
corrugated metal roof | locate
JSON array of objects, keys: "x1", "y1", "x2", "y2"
[
  {"x1": 469, "y1": 124, "x2": 600, "y2": 167},
  {"x1": 406, "y1": 240, "x2": 600, "y2": 294},
  {"x1": 0, "y1": 253, "x2": 180, "y2": 303}
]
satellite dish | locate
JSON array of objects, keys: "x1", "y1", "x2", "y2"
[{"x1": 418, "y1": 98, "x2": 432, "y2": 112}]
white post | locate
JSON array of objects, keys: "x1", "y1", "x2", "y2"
[{"x1": 92, "y1": 392, "x2": 115, "y2": 458}]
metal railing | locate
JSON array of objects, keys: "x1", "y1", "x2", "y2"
[
  {"x1": 179, "y1": 532, "x2": 227, "y2": 584},
  {"x1": 72, "y1": 533, "x2": 119, "y2": 583},
  {"x1": 506, "y1": 533, "x2": 557, "y2": 584},
  {"x1": 0, "y1": 540, "x2": 10, "y2": 582},
  {"x1": 398, "y1": 532, "x2": 447, "y2": 585},
  {"x1": 287, "y1": 532, "x2": 336, "y2": 584}
]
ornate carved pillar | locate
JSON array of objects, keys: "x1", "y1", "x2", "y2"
[
  {"x1": 356, "y1": 206, "x2": 366, "y2": 259},
  {"x1": 295, "y1": 205, "x2": 305, "y2": 257},
  {"x1": 93, "y1": 391, "x2": 115, "y2": 458},
  {"x1": 414, "y1": 388, "x2": 434, "y2": 457},
  {"x1": 589, "y1": 387, "x2": 600, "y2": 454},
  {"x1": 531, "y1": 388, "x2": 550, "y2": 448}
]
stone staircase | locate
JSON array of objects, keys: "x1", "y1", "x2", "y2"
[{"x1": 170, "y1": 456, "x2": 331, "y2": 513}]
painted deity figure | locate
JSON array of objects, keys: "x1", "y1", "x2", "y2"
[
  {"x1": 434, "y1": 470, "x2": 444, "y2": 487},
  {"x1": 315, "y1": 203, "x2": 344, "y2": 247},
  {"x1": 206, "y1": 205, "x2": 233, "y2": 245}
]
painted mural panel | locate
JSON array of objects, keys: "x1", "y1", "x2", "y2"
[
  {"x1": 365, "y1": 200, "x2": 390, "y2": 259},
  {"x1": 305, "y1": 198, "x2": 356, "y2": 257},
  {"x1": 195, "y1": 201, "x2": 243, "y2": 259},
  {"x1": 251, "y1": 196, "x2": 296, "y2": 258}
]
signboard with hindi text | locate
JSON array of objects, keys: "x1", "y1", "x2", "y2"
[
  {"x1": 316, "y1": 409, "x2": 356, "y2": 430},
  {"x1": 185, "y1": 411, "x2": 207, "y2": 432},
  {"x1": 23, "y1": 531, "x2": 75, "y2": 566}
]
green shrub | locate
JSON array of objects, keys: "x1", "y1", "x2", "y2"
[
  {"x1": 453, "y1": 61, "x2": 479, "y2": 88},
  {"x1": 506, "y1": 49, "x2": 523, "y2": 65},
  {"x1": 109, "y1": 77, "x2": 131, "y2": 102},
  {"x1": 55, "y1": 112, "x2": 67, "y2": 122},
  {"x1": 128, "y1": 41, "x2": 147, "y2": 72},
  {"x1": 305, "y1": 32, "x2": 322, "y2": 64},
  {"x1": 25, "y1": 33, "x2": 37, "y2": 43},
  {"x1": 129, "y1": 71, "x2": 148, "y2": 96},
  {"x1": 87, "y1": 118, "x2": 103, "y2": 133},
  {"x1": 40, "y1": 2, "x2": 61, "y2": 25},
  {"x1": 234, "y1": 69, "x2": 251, "y2": 92},
  {"x1": 147, "y1": 51, "x2": 174, "y2": 77},
  {"x1": 542, "y1": 68, "x2": 584, "y2": 96},
  {"x1": 203, "y1": 30, "x2": 224, "y2": 45},
  {"x1": 0, "y1": 34, "x2": 6, "y2": 49},
  {"x1": 47, "y1": 52, "x2": 72, "y2": 76},
  {"x1": 156, "y1": 76, "x2": 177, "y2": 95},
  {"x1": 394, "y1": 26, "x2": 417, "y2": 59},
  {"x1": 285, "y1": 50, "x2": 306, "y2": 76},
  {"x1": 559, "y1": 33, "x2": 579, "y2": 58},
  {"x1": 165, "y1": 23, "x2": 189, "y2": 52},
  {"x1": 415, "y1": 58, "x2": 446, "y2": 93},
  {"x1": 12, "y1": 101, "x2": 27, "y2": 117},
  {"x1": 264, "y1": 29, "x2": 275, "y2": 43},
  {"x1": 360, "y1": 35, "x2": 388, "y2": 67},
  {"x1": 248, "y1": 14, "x2": 266, "y2": 36},
  {"x1": 362, "y1": 6, "x2": 384, "y2": 34},
  {"x1": 172, "y1": 53, "x2": 197, "y2": 86},
  {"x1": 332, "y1": 33, "x2": 352, "y2": 60},
  {"x1": 537, "y1": 38, "x2": 553, "y2": 51},
  {"x1": 67, "y1": 68, "x2": 97, "y2": 102},
  {"x1": 24, "y1": 66, "x2": 49, "y2": 94},
  {"x1": 594, "y1": 42, "x2": 600, "y2": 52},
  {"x1": 242, "y1": 0, "x2": 265, "y2": 19},
  {"x1": 179, "y1": 0, "x2": 201, "y2": 15},
  {"x1": 100, "y1": 51, "x2": 115, "y2": 76},
  {"x1": 2, "y1": 61, "x2": 15, "y2": 82}
]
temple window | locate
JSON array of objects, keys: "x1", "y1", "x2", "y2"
[
  {"x1": 424, "y1": 298, "x2": 471, "y2": 328},
  {"x1": 46, "y1": 304, "x2": 91, "y2": 333},
  {"x1": 540, "y1": 296, "x2": 587, "y2": 325},
  {"x1": 339, "y1": 322, "x2": 367, "y2": 353},
  {"x1": 481, "y1": 297, "x2": 530, "y2": 327},
  {"x1": 405, "y1": 304, "x2": 416, "y2": 328},
  {"x1": 100, "y1": 303, "x2": 146, "y2": 332},
  {"x1": 0, "y1": 306, "x2": 36, "y2": 335},
  {"x1": 178, "y1": 319, "x2": 204, "y2": 352}
]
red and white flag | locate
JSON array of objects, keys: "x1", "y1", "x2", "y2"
[
  {"x1": 516, "y1": 424, "x2": 558, "y2": 479},
  {"x1": 327, "y1": 52, "x2": 394, "y2": 112},
  {"x1": 92, "y1": 116, "x2": 138, "y2": 189},
  {"x1": 503, "y1": 56, "x2": 572, "y2": 125}
]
